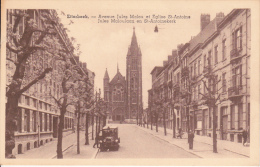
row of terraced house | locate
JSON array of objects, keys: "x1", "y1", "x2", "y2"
[
  {"x1": 148, "y1": 9, "x2": 250, "y2": 143},
  {"x1": 6, "y1": 9, "x2": 95, "y2": 155}
]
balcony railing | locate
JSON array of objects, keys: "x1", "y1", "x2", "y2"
[
  {"x1": 181, "y1": 66, "x2": 189, "y2": 78},
  {"x1": 228, "y1": 85, "x2": 244, "y2": 99},
  {"x1": 203, "y1": 65, "x2": 212, "y2": 74},
  {"x1": 230, "y1": 48, "x2": 242, "y2": 62}
]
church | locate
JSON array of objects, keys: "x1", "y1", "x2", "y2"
[{"x1": 103, "y1": 27, "x2": 143, "y2": 122}]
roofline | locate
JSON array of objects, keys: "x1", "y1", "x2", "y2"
[{"x1": 218, "y1": 9, "x2": 245, "y2": 29}]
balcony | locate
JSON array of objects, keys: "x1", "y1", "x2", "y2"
[
  {"x1": 228, "y1": 85, "x2": 244, "y2": 100},
  {"x1": 167, "y1": 80, "x2": 173, "y2": 88},
  {"x1": 203, "y1": 65, "x2": 212, "y2": 74},
  {"x1": 230, "y1": 48, "x2": 243, "y2": 62},
  {"x1": 181, "y1": 66, "x2": 189, "y2": 78}
]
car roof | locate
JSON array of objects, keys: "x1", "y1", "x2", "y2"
[{"x1": 102, "y1": 125, "x2": 118, "y2": 130}]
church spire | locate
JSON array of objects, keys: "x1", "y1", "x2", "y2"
[
  {"x1": 104, "y1": 68, "x2": 109, "y2": 79},
  {"x1": 130, "y1": 26, "x2": 138, "y2": 48},
  {"x1": 117, "y1": 62, "x2": 119, "y2": 73}
]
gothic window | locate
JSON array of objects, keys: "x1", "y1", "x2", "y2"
[
  {"x1": 132, "y1": 59, "x2": 138, "y2": 70},
  {"x1": 113, "y1": 85, "x2": 124, "y2": 102},
  {"x1": 132, "y1": 92, "x2": 137, "y2": 103}
]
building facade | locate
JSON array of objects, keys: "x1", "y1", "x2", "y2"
[
  {"x1": 148, "y1": 9, "x2": 250, "y2": 143},
  {"x1": 6, "y1": 9, "x2": 95, "y2": 155},
  {"x1": 103, "y1": 27, "x2": 143, "y2": 122}
]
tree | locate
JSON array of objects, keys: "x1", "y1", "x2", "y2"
[
  {"x1": 71, "y1": 74, "x2": 94, "y2": 152},
  {"x1": 199, "y1": 65, "x2": 221, "y2": 153},
  {"x1": 5, "y1": 9, "x2": 61, "y2": 158}
]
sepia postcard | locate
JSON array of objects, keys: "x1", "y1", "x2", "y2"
[{"x1": 1, "y1": 0, "x2": 259, "y2": 166}]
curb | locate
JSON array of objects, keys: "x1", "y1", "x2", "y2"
[
  {"x1": 52, "y1": 131, "x2": 93, "y2": 159},
  {"x1": 92, "y1": 148, "x2": 100, "y2": 159},
  {"x1": 137, "y1": 126, "x2": 250, "y2": 158},
  {"x1": 137, "y1": 126, "x2": 202, "y2": 158},
  {"x1": 52, "y1": 144, "x2": 74, "y2": 159}
]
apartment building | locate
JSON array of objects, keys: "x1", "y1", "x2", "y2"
[{"x1": 6, "y1": 9, "x2": 95, "y2": 155}]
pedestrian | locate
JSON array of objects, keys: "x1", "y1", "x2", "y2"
[
  {"x1": 188, "y1": 130, "x2": 194, "y2": 150},
  {"x1": 177, "y1": 128, "x2": 182, "y2": 139},
  {"x1": 242, "y1": 129, "x2": 248, "y2": 146},
  {"x1": 93, "y1": 131, "x2": 100, "y2": 148}
]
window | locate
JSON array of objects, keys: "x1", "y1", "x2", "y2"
[
  {"x1": 17, "y1": 108, "x2": 22, "y2": 132},
  {"x1": 208, "y1": 50, "x2": 212, "y2": 66},
  {"x1": 198, "y1": 60, "x2": 201, "y2": 74},
  {"x1": 32, "y1": 111, "x2": 36, "y2": 132},
  {"x1": 44, "y1": 113, "x2": 47, "y2": 131},
  {"x1": 39, "y1": 101, "x2": 42, "y2": 109},
  {"x1": 222, "y1": 73, "x2": 227, "y2": 92},
  {"x1": 204, "y1": 55, "x2": 207, "y2": 67},
  {"x1": 214, "y1": 45, "x2": 218, "y2": 64},
  {"x1": 49, "y1": 115, "x2": 52, "y2": 131},
  {"x1": 232, "y1": 27, "x2": 242, "y2": 50},
  {"x1": 198, "y1": 84, "x2": 201, "y2": 99},
  {"x1": 238, "y1": 103, "x2": 243, "y2": 130},
  {"x1": 194, "y1": 62, "x2": 197, "y2": 76},
  {"x1": 222, "y1": 39, "x2": 226, "y2": 60},
  {"x1": 231, "y1": 105, "x2": 235, "y2": 129},
  {"x1": 24, "y1": 109, "x2": 30, "y2": 132},
  {"x1": 25, "y1": 96, "x2": 30, "y2": 106},
  {"x1": 232, "y1": 65, "x2": 242, "y2": 87},
  {"x1": 45, "y1": 103, "x2": 47, "y2": 110},
  {"x1": 40, "y1": 112, "x2": 42, "y2": 132},
  {"x1": 33, "y1": 99, "x2": 37, "y2": 108}
]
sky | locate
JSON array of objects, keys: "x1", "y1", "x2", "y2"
[{"x1": 56, "y1": 2, "x2": 234, "y2": 108}]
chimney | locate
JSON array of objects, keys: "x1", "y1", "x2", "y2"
[
  {"x1": 83, "y1": 62, "x2": 87, "y2": 69},
  {"x1": 168, "y1": 55, "x2": 173, "y2": 62},
  {"x1": 172, "y1": 49, "x2": 177, "y2": 57},
  {"x1": 215, "y1": 12, "x2": 225, "y2": 25},
  {"x1": 200, "y1": 14, "x2": 210, "y2": 31},
  {"x1": 163, "y1": 61, "x2": 168, "y2": 67}
]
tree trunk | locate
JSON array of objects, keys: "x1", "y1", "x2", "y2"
[
  {"x1": 77, "y1": 111, "x2": 80, "y2": 154},
  {"x1": 5, "y1": 95, "x2": 19, "y2": 158},
  {"x1": 85, "y1": 113, "x2": 89, "y2": 145},
  {"x1": 151, "y1": 114, "x2": 153, "y2": 130},
  {"x1": 95, "y1": 116, "x2": 98, "y2": 139},
  {"x1": 98, "y1": 116, "x2": 101, "y2": 132},
  {"x1": 92, "y1": 114, "x2": 94, "y2": 140},
  {"x1": 173, "y1": 113, "x2": 176, "y2": 138},
  {"x1": 186, "y1": 106, "x2": 190, "y2": 132},
  {"x1": 156, "y1": 114, "x2": 158, "y2": 132},
  {"x1": 163, "y1": 112, "x2": 167, "y2": 136},
  {"x1": 57, "y1": 112, "x2": 65, "y2": 159},
  {"x1": 213, "y1": 106, "x2": 218, "y2": 153}
]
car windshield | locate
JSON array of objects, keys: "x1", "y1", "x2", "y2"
[{"x1": 102, "y1": 128, "x2": 117, "y2": 137}]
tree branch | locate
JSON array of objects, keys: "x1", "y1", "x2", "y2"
[
  {"x1": 6, "y1": 57, "x2": 18, "y2": 65},
  {"x1": 6, "y1": 42, "x2": 22, "y2": 53},
  {"x1": 18, "y1": 67, "x2": 52, "y2": 95}
]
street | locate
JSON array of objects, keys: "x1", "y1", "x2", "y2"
[{"x1": 96, "y1": 124, "x2": 199, "y2": 158}]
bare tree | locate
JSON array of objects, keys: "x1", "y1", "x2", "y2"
[{"x1": 199, "y1": 65, "x2": 221, "y2": 153}]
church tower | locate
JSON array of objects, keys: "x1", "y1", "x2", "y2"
[{"x1": 126, "y1": 27, "x2": 143, "y2": 120}]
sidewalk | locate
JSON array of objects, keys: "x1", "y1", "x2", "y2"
[
  {"x1": 136, "y1": 125, "x2": 249, "y2": 158},
  {"x1": 16, "y1": 125, "x2": 98, "y2": 159},
  {"x1": 62, "y1": 131, "x2": 98, "y2": 159}
]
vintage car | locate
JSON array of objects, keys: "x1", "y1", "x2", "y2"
[{"x1": 98, "y1": 125, "x2": 120, "y2": 151}]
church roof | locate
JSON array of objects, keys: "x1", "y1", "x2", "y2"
[
  {"x1": 104, "y1": 68, "x2": 109, "y2": 79},
  {"x1": 110, "y1": 70, "x2": 126, "y2": 86}
]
